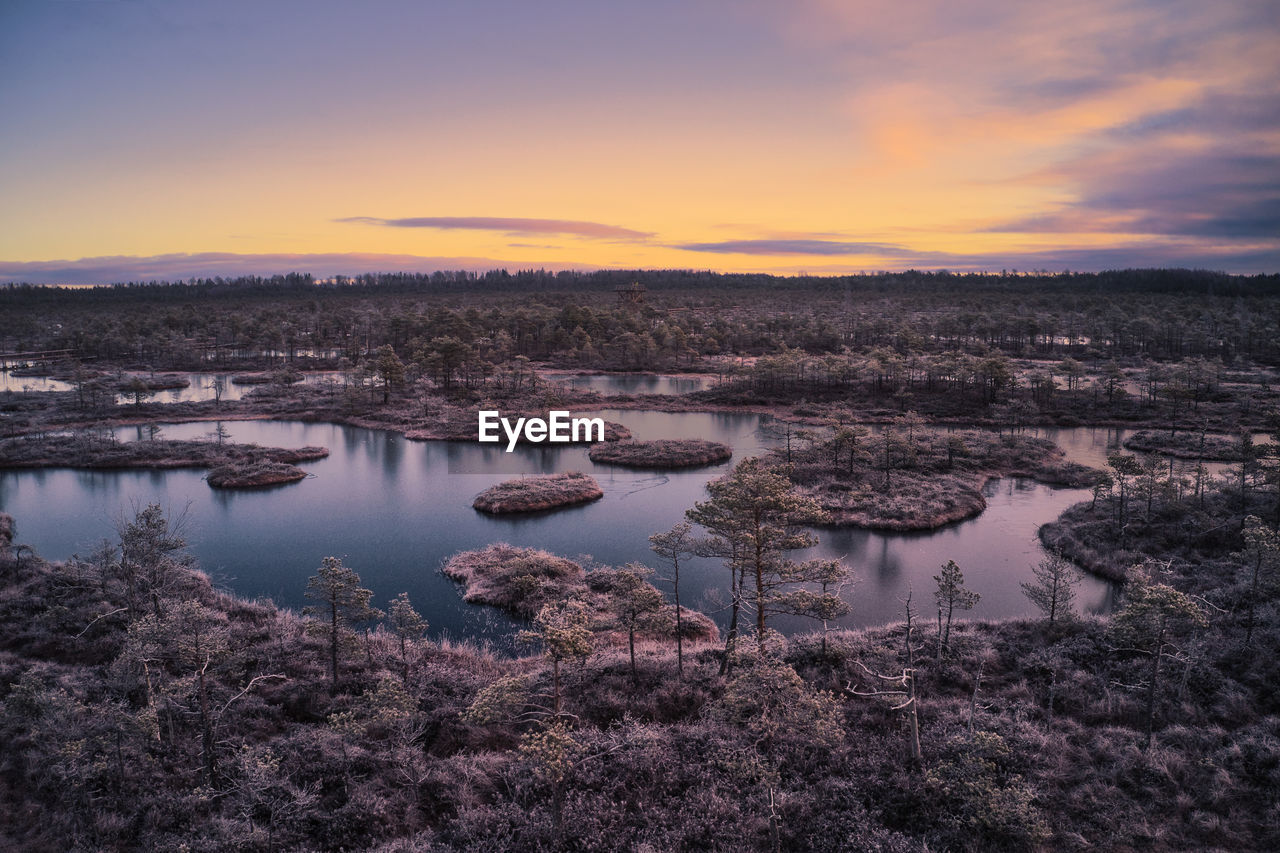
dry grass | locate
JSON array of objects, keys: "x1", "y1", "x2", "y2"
[
  {"x1": 588, "y1": 438, "x2": 732, "y2": 469},
  {"x1": 472, "y1": 471, "x2": 604, "y2": 513}
]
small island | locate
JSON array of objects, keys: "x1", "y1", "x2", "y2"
[
  {"x1": 206, "y1": 459, "x2": 310, "y2": 488},
  {"x1": 1122, "y1": 429, "x2": 1249, "y2": 460},
  {"x1": 117, "y1": 374, "x2": 190, "y2": 391},
  {"x1": 588, "y1": 438, "x2": 732, "y2": 469},
  {"x1": 441, "y1": 542, "x2": 586, "y2": 615},
  {"x1": 472, "y1": 471, "x2": 604, "y2": 513},
  {"x1": 0, "y1": 432, "x2": 328, "y2": 490},
  {"x1": 230, "y1": 373, "x2": 275, "y2": 385},
  {"x1": 781, "y1": 427, "x2": 1101, "y2": 531}
]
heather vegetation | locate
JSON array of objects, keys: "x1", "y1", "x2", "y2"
[
  {"x1": 471, "y1": 472, "x2": 604, "y2": 514},
  {"x1": 441, "y1": 543, "x2": 585, "y2": 615}
]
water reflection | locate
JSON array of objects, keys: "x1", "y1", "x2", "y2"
[
  {"x1": 0, "y1": 369, "x2": 346, "y2": 404},
  {"x1": 4, "y1": 414, "x2": 1128, "y2": 645},
  {"x1": 0, "y1": 372, "x2": 76, "y2": 393},
  {"x1": 549, "y1": 373, "x2": 714, "y2": 395}
]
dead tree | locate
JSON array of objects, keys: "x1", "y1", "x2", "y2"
[{"x1": 847, "y1": 661, "x2": 923, "y2": 769}]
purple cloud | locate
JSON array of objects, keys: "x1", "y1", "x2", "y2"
[
  {"x1": 337, "y1": 216, "x2": 652, "y2": 240},
  {"x1": 992, "y1": 145, "x2": 1280, "y2": 239},
  {"x1": 674, "y1": 237, "x2": 1279, "y2": 274}
]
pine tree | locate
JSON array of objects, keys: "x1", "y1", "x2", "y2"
[
  {"x1": 518, "y1": 599, "x2": 593, "y2": 718},
  {"x1": 373, "y1": 344, "x2": 405, "y2": 404},
  {"x1": 685, "y1": 458, "x2": 824, "y2": 667},
  {"x1": 781, "y1": 558, "x2": 852, "y2": 657},
  {"x1": 649, "y1": 521, "x2": 697, "y2": 678},
  {"x1": 388, "y1": 592, "x2": 427, "y2": 683},
  {"x1": 601, "y1": 564, "x2": 665, "y2": 684},
  {"x1": 1109, "y1": 567, "x2": 1206, "y2": 749},
  {"x1": 117, "y1": 502, "x2": 189, "y2": 620},
  {"x1": 1235, "y1": 516, "x2": 1279, "y2": 646},
  {"x1": 1020, "y1": 552, "x2": 1081, "y2": 625},
  {"x1": 935, "y1": 559, "x2": 979, "y2": 657},
  {"x1": 304, "y1": 557, "x2": 380, "y2": 689}
]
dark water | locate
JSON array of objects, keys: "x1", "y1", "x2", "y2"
[{"x1": 2, "y1": 413, "x2": 1126, "y2": 645}]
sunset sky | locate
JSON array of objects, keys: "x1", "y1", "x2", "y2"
[{"x1": 1, "y1": 0, "x2": 1276, "y2": 283}]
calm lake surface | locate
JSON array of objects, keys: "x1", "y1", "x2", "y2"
[
  {"x1": 548, "y1": 373, "x2": 715, "y2": 395},
  {"x1": 2, "y1": 369, "x2": 709, "y2": 400},
  {"x1": 0, "y1": 411, "x2": 1135, "y2": 646},
  {"x1": 1, "y1": 370, "x2": 347, "y2": 403}
]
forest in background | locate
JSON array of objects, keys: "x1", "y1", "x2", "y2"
[{"x1": 4, "y1": 269, "x2": 1280, "y2": 369}]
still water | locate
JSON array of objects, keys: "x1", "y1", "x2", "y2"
[
  {"x1": 548, "y1": 373, "x2": 715, "y2": 395},
  {"x1": 1, "y1": 370, "x2": 348, "y2": 403},
  {"x1": 2, "y1": 412, "x2": 1123, "y2": 645}
]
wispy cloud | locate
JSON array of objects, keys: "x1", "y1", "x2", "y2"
[
  {"x1": 774, "y1": 0, "x2": 1280, "y2": 256},
  {"x1": 336, "y1": 216, "x2": 652, "y2": 240},
  {"x1": 0, "y1": 252, "x2": 598, "y2": 285},
  {"x1": 992, "y1": 143, "x2": 1280, "y2": 240},
  {"x1": 674, "y1": 239, "x2": 915, "y2": 256},
  {"x1": 674, "y1": 235, "x2": 1279, "y2": 273}
]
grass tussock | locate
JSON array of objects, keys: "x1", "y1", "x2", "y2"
[
  {"x1": 472, "y1": 471, "x2": 604, "y2": 513},
  {"x1": 588, "y1": 438, "x2": 732, "y2": 469}
]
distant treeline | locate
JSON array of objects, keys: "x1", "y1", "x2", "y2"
[
  {"x1": 3, "y1": 268, "x2": 1279, "y2": 367},
  {"x1": 3, "y1": 267, "x2": 1279, "y2": 302}
]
